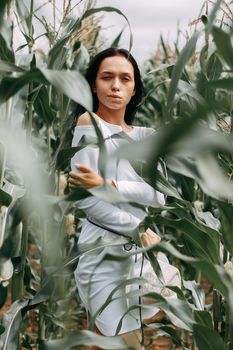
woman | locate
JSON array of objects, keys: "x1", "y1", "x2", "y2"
[{"x1": 68, "y1": 48, "x2": 165, "y2": 349}]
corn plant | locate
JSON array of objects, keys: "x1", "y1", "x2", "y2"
[{"x1": 0, "y1": 0, "x2": 233, "y2": 350}]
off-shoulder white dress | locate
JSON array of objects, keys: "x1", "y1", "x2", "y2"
[{"x1": 71, "y1": 116, "x2": 165, "y2": 336}]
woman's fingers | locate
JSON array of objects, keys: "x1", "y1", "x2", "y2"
[
  {"x1": 68, "y1": 171, "x2": 82, "y2": 188},
  {"x1": 75, "y1": 163, "x2": 93, "y2": 173},
  {"x1": 68, "y1": 165, "x2": 103, "y2": 189},
  {"x1": 68, "y1": 172, "x2": 103, "y2": 189},
  {"x1": 141, "y1": 228, "x2": 161, "y2": 247},
  {"x1": 69, "y1": 182, "x2": 79, "y2": 188},
  {"x1": 69, "y1": 171, "x2": 80, "y2": 179}
]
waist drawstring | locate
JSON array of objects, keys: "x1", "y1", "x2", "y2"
[{"x1": 86, "y1": 217, "x2": 135, "y2": 251}]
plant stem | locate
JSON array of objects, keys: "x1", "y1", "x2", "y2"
[
  {"x1": 11, "y1": 222, "x2": 27, "y2": 302},
  {"x1": 0, "y1": 142, "x2": 6, "y2": 189},
  {"x1": 38, "y1": 309, "x2": 46, "y2": 340},
  {"x1": 213, "y1": 289, "x2": 221, "y2": 332},
  {"x1": 230, "y1": 94, "x2": 233, "y2": 135},
  {"x1": 47, "y1": 126, "x2": 51, "y2": 158},
  {"x1": 29, "y1": 0, "x2": 34, "y2": 50},
  {"x1": 26, "y1": 0, "x2": 34, "y2": 140},
  {"x1": 53, "y1": 0, "x2": 56, "y2": 36}
]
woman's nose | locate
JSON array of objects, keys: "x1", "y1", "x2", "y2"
[{"x1": 111, "y1": 78, "x2": 120, "y2": 90}]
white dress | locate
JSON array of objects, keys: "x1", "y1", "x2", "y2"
[{"x1": 71, "y1": 116, "x2": 165, "y2": 336}]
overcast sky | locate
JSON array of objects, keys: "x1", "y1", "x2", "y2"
[
  {"x1": 95, "y1": 0, "x2": 206, "y2": 65},
  {"x1": 18, "y1": 0, "x2": 208, "y2": 66}
]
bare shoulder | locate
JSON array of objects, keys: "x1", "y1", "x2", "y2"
[{"x1": 76, "y1": 112, "x2": 99, "y2": 126}]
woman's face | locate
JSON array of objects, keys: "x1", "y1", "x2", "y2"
[{"x1": 93, "y1": 55, "x2": 136, "y2": 113}]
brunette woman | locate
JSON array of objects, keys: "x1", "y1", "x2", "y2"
[{"x1": 68, "y1": 48, "x2": 165, "y2": 349}]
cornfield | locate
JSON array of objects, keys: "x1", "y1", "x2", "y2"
[{"x1": 0, "y1": 0, "x2": 233, "y2": 349}]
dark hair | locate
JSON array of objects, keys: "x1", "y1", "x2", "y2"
[{"x1": 85, "y1": 47, "x2": 143, "y2": 125}]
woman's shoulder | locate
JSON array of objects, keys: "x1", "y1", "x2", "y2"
[
  {"x1": 133, "y1": 126, "x2": 155, "y2": 139},
  {"x1": 72, "y1": 113, "x2": 99, "y2": 145},
  {"x1": 76, "y1": 112, "x2": 99, "y2": 126}
]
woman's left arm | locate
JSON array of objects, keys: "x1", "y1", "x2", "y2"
[
  {"x1": 114, "y1": 127, "x2": 165, "y2": 208},
  {"x1": 113, "y1": 179, "x2": 165, "y2": 208}
]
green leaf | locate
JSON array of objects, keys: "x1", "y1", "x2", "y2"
[
  {"x1": 0, "y1": 34, "x2": 14, "y2": 62},
  {"x1": 192, "y1": 262, "x2": 229, "y2": 299},
  {"x1": 56, "y1": 147, "x2": 79, "y2": 171},
  {"x1": 205, "y1": 0, "x2": 224, "y2": 34},
  {"x1": 0, "y1": 284, "x2": 7, "y2": 308},
  {"x1": 0, "y1": 69, "x2": 44, "y2": 102},
  {"x1": 28, "y1": 275, "x2": 56, "y2": 306},
  {"x1": 56, "y1": 133, "x2": 98, "y2": 170},
  {"x1": 212, "y1": 26, "x2": 233, "y2": 70},
  {"x1": 0, "y1": 59, "x2": 25, "y2": 73},
  {"x1": 156, "y1": 215, "x2": 220, "y2": 264},
  {"x1": 193, "y1": 324, "x2": 225, "y2": 350},
  {"x1": 140, "y1": 298, "x2": 195, "y2": 331},
  {"x1": 164, "y1": 126, "x2": 233, "y2": 201},
  {"x1": 206, "y1": 52, "x2": 222, "y2": 81},
  {"x1": 0, "y1": 68, "x2": 93, "y2": 111},
  {"x1": 194, "y1": 310, "x2": 213, "y2": 329},
  {"x1": 0, "y1": 0, "x2": 10, "y2": 30},
  {"x1": 113, "y1": 105, "x2": 211, "y2": 191},
  {"x1": 217, "y1": 201, "x2": 233, "y2": 256},
  {"x1": 40, "y1": 68, "x2": 93, "y2": 111},
  {"x1": 156, "y1": 243, "x2": 230, "y2": 301},
  {"x1": 1, "y1": 299, "x2": 29, "y2": 350},
  {"x1": 41, "y1": 330, "x2": 126, "y2": 350},
  {"x1": 111, "y1": 27, "x2": 125, "y2": 48},
  {"x1": 47, "y1": 36, "x2": 70, "y2": 69},
  {"x1": 0, "y1": 189, "x2": 12, "y2": 207},
  {"x1": 86, "y1": 113, "x2": 108, "y2": 179},
  {"x1": 15, "y1": 0, "x2": 32, "y2": 37},
  {"x1": 196, "y1": 153, "x2": 233, "y2": 201},
  {"x1": 33, "y1": 86, "x2": 55, "y2": 126},
  {"x1": 81, "y1": 7, "x2": 133, "y2": 52},
  {"x1": 47, "y1": 6, "x2": 132, "y2": 69},
  {"x1": 196, "y1": 211, "x2": 220, "y2": 232},
  {"x1": 0, "y1": 324, "x2": 5, "y2": 335},
  {"x1": 208, "y1": 78, "x2": 233, "y2": 91},
  {"x1": 155, "y1": 170, "x2": 183, "y2": 200},
  {"x1": 166, "y1": 155, "x2": 199, "y2": 182},
  {"x1": 71, "y1": 43, "x2": 90, "y2": 73},
  {"x1": 166, "y1": 32, "x2": 199, "y2": 117},
  {"x1": 183, "y1": 280, "x2": 205, "y2": 310},
  {"x1": 175, "y1": 80, "x2": 205, "y2": 107}
]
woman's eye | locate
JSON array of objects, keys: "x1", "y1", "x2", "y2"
[
  {"x1": 102, "y1": 76, "x2": 111, "y2": 80},
  {"x1": 122, "y1": 77, "x2": 130, "y2": 81}
]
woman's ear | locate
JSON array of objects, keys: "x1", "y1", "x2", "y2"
[{"x1": 92, "y1": 84, "x2": 96, "y2": 93}]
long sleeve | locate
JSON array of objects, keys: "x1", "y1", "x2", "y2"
[
  {"x1": 76, "y1": 196, "x2": 142, "y2": 235},
  {"x1": 114, "y1": 180, "x2": 165, "y2": 208},
  {"x1": 112, "y1": 126, "x2": 165, "y2": 208},
  {"x1": 71, "y1": 126, "x2": 143, "y2": 237}
]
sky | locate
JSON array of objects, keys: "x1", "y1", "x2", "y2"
[
  {"x1": 94, "y1": 0, "x2": 206, "y2": 65},
  {"x1": 17, "y1": 0, "x2": 208, "y2": 67}
]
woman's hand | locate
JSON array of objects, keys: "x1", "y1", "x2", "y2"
[
  {"x1": 141, "y1": 228, "x2": 161, "y2": 248},
  {"x1": 68, "y1": 164, "x2": 116, "y2": 190},
  {"x1": 68, "y1": 164, "x2": 104, "y2": 189}
]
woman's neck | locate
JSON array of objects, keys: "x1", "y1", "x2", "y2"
[{"x1": 95, "y1": 106, "x2": 127, "y2": 127}]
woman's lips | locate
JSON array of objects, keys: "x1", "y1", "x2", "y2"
[{"x1": 108, "y1": 95, "x2": 122, "y2": 99}]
